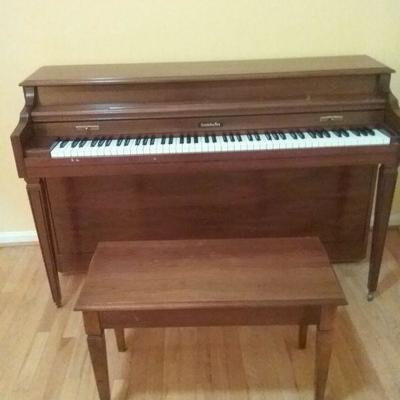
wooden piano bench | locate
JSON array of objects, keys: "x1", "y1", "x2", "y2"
[{"x1": 75, "y1": 237, "x2": 347, "y2": 400}]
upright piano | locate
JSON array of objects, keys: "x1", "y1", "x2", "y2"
[{"x1": 11, "y1": 55, "x2": 400, "y2": 306}]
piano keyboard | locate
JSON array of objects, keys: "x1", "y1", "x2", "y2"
[{"x1": 50, "y1": 128, "x2": 391, "y2": 158}]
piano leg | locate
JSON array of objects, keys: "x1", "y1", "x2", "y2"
[
  {"x1": 368, "y1": 164, "x2": 398, "y2": 301},
  {"x1": 26, "y1": 178, "x2": 62, "y2": 307}
]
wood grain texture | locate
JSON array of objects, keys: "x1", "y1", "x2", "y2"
[
  {"x1": 46, "y1": 166, "x2": 376, "y2": 273},
  {"x1": 0, "y1": 231, "x2": 400, "y2": 400},
  {"x1": 20, "y1": 55, "x2": 393, "y2": 86},
  {"x1": 74, "y1": 238, "x2": 346, "y2": 312},
  {"x1": 1, "y1": 230, "x2": 400, "y2": 399},
  {"x1": 26, "y1": 178, "x2": 61, "y2": 306}
]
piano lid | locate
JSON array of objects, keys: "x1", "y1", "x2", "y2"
[{"x1": 21, "y1": 55, "x2": 394, "y2": 87}]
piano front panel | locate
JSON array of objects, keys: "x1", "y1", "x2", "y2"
[
  {"x1": 36, "y1": 74, "x2": 379, "y2": 108},
  {"x1": 45, "y1": 165, "x2": 376, "y2": 272}
]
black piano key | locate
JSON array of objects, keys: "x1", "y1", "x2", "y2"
[
  {"x1": 117, "y1": 138, "x2": 123, "y2": 146},
  {"x1": 222, "y1": 134, "x2": 228, "y2": 142},
  {"x1": 331, "y1": 130, "x2": 342, "y2": 138},
  {"x1": 211, "y1": 134, "x2": 217, "y2": 143},
  {"x1": 90, "y1": 138, "x2": 99, "y2": 147},
  {"x1": 194, "y1": 135, "x2": 199, "y2": 143},
  {"x1": 71, "y1": 139, "x2": 80, "y2": 148},
  {"x1": 186, "y1": 135, "x2": 192, "y2": 144},
  {"x1": 254, "y1": 132, "x2": 261, "y2": 141},
  {"x1": 297, "y1": 131, "x2": 305, "y2": 139},
  {"x1": 179, "y1": 134, "x2": 184, "y2": 144},
  {"x1": 365, "y1": 128, "x2": 375, "y2": 136},
  {"x1": 308, "y1": 131, "x2": 317, "y2": 139},
  {"x1": 60, "y1": 140, "x2": 69, "y2": 148},
  {"x1": 360, "y1": 129, "x2": 368, "y2": 136},
  {"x1": 161, "y1": 135, "x2": 166, "y2": 145},
  {"x1": 290, "y1": 132, "x2": 298, "y2": 139},
  {"x1": 351, "y1": 129, "x2": 361, "y2": 136},
  {"x1": 135, "y1": 136, "x2": 142, "y2": 145},
  {"x1": 272, "y1": 132, "x2": 279, "y2": 140},
  {"x1": 105, "y1": 138, "x2": 112, "y2": 146},
  {"x1": 315, "y1": 130, "x2": 323, "y2": 139},
  {"x1": 229, "y1": 133, "x2": 235, "y2": 142},
  {"x1": 321, "y1": 129, "x2": 331, "y2": 138},
  {"x1": 279, "y1": 132, "x2": 286, "y2": 140},
  {"x1": 78, "y1": 138, "x2": 87, "y2": 147},
  {"x1": 150, "y1": 137, "x2": 155, "y2": 145},
  {"x1": 98, "y1": 138, "x2": 106, "y2": 147},
  {"x1": 236, "y1": 134, "x2": 242, "y2": 141},
  {"x1": 247, "y1": 133, "x2": 254, "y2": 141},
  {"x1": 124, "y1": 138, "x2": 131, "y2": 146},
  {"x1": 265, "y1": 132, "x2": 272, "y2": 140},
  {"x1": 205, "y1": 134, "x2": 210, "y2": 143},
  {"x1": 142, "y1": 136, "x2": 149, "y2": 145},
  {"x1": 169, "y1": 135, "x2": 174, "y2": 144},
  {"x1": 339, "y1": 129, "x2": 349, "y2": 137}
]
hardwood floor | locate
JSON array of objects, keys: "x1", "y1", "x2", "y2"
[{"x1": 1, "y1": 231, "x2": 399, "y2": 400}]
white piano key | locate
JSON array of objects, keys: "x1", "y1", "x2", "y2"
[
  {"x1": 50, "y1": 142, "x2": 63, "y2": 158},
  {"x1": 62, "y1": 141, "x2": 73, "y2": 158},
  {"x1": 373, "y1": 129, "x2": 391, "y2": 144},
  {"x1": 74, "y1": 141, "x2": 88, "y2": 157},
  {"x1": 82, "y1": 141, "x2": 94, "y2": 157}
]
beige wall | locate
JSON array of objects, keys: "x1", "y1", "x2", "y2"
[{"x1": 1, "y1": 0, "x2": 400, "y2": 232}]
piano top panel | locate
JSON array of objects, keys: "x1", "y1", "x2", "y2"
[{"x1": 21, "y1": 55, "x2": 394, "y2": 87}]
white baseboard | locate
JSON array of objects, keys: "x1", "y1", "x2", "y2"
[
  {"x1": 0, "y1": 231, "x2": 38, "y2": 246},
  {"x1": 389, "y1": 212, "x2": 400, "y2": 226},
  {"x1": 1, "y1": 214, "x2": 400, "y2": 247}
]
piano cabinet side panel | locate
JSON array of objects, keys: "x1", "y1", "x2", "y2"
[{"x1": 45, "y1": 166, "x2": 377, "y2": 273}]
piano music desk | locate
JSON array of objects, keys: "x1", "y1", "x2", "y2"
[{"x1": 75, "y1": 237, "x2": 347, "y2": 400}]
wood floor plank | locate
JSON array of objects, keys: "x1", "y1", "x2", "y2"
[{"x1": 0, "y1": 232, "x2": 399, "y2": 399}]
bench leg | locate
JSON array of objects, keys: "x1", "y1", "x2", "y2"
[
  {"x1": 298, "y1": 324, "x2": 308, "y2": 349},
  {"x1": 87, "y1": 333, "x2": 111, "y2": 400},
  {"x1": 114, "y1": 328, "x2": 127, "y2": 352},
  {"x1": 314, "y1": 306, "x2": 336, "y2": 400}
]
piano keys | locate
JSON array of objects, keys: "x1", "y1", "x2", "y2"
[
  {"x1": 50, "y1": 128, "x2": 391, "y2": 158},
  {"x1": 10, "y1": 55, "x2": 400, "y2": 306}
]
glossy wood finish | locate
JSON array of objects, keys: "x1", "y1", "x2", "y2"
[
  {"x1": 2, "y1": 233, "x2": 400, "y2": 400},
  {"x1": 75, "y1": 238, "x2": 345, "y2": 311},
  {"x1": 10, "y1": 55, "x2": 400, "y2": 305},
  {"x1": 21, "y1": 55, "x2": 393, "y2": 86},
  {"x1": 75, "y1": 237, "x2": 346, "y2": 400},
  {"x1": 368, "y1": 165, "x2": 399, "y2": 299},
  {"x1": 26, "y1": 178, "x2": 61, "y2": 306},
  {"x1": 45, "y1": 166, "x2": 376, "y2": 272}
]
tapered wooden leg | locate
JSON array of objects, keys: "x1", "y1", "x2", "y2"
[
  {"x1": 315, "y1": 306, "x2": 336, "y2": 400},
  {"x1": 114, "y1": 328, "x2": 127, "y2": 352},
  {"x1": 368, "y1": 165, "x2": 398, "y2": 300},
  {"x1": 87, "y1": 333, "x2": 110, "y2": 400},
  {"x1": 26, "y1": 178, "x2": 61, "y2": 307},
  {"x1": 298, "y1": 324, "x2": 308, "y2": 349}
]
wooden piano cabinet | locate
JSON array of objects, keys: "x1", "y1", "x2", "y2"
[
  {"x1": 11, "y1": 56, "x2": 400, "y2": 305},
  {"x1": 44, "y1": 165, "x2": 377, "y2": 275}
]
